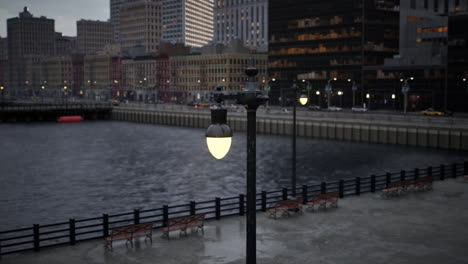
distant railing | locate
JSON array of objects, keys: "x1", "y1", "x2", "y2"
[{"x1": 0, "y1": 161, "x2": 467, "y2": 255}]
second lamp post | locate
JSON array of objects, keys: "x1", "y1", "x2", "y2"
[{"x1": 291, "y1": 81, "x2": 308, "y2": 197}]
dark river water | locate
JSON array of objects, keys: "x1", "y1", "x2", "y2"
[{"x1": 0, "y1": 121, "x2": 466, "y2": 230}]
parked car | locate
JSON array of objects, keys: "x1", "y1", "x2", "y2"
[
  {"x1": 307, "y1": 105, "x2": 321, "y2": 110},
  {"x1": 327, "y1": 106, "x2": 342, "y2": 111},
  {"x1": 421, "y1": 108, "x2": 444, "y2": 116},
  {"x1": 108, "y1": 99, "x2": 120, "y2": 106},
  {"x1": 351, "y1": 106, "x2": 368, "y2": 112}
]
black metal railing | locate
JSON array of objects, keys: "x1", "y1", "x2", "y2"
[{"x1": 0, "y1": 161, "x2": 466, "y2": 255}]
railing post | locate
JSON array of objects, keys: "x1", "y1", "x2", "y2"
[
  {"x1": 33, "y1": 224, "x2": 40, "y2": 252},
  {"x1": 452, "y1": 163, "x2": 457, "y2": 178},
  {"x1": 239, "y1": 194, "x2": 245, "y2": 216},
  {"x1": 103, "y1": 214, "x2": 109, "y2": 237},
  {"x1": 355, "y1": 177, "x2": 361, "y2": 196},
  {"x1": 215, "y1": 197, "x2": 221, "y2": 220},
  {"x1": 386, "y1": 172, "x2": 391, "y2": 186},
  {"x1": 321, "y1": 182, "x2": 327, "y2": 194},
  {"x1": 69, "y1": 219, "x2": 76, "y2": 246},
  {"x1": 163, "y1": 205, "x2": 169, "y2": 227},
  {"x1": 339, "y1": 180, "x2": 344, "y2": 198},
  {"x1": 261, "y1": 191, "x2": 267, "y2": 212},
  {"x1": 370, "y1": 175, "x2": 376, "y2": 193},
  {"x1": 302, "y1": 185, "x2": 308, "y2": 203},
  {"x1": 190, "y1": 201, "x2": 196, "y2": 215},
  {"x1": 400, "y1": 170, "x2": 406, "y2": 181},
  {"x1": 282, "y1": 188, "x2": 288, "y2": 200},
  {"x1": 440, "y1": 164, "x2": 445, "y2": 180},
  {"x1": 427, "y1": 166, "x2": 432, "y2": 178},
  {"x1": 133, "y1": 209, "x2": 140, "y2": 225},
  {"x1": 464, "y1": 161, "x2": 468, "y2": 176}
]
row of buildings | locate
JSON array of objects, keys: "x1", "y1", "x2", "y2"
[
  {"x1": 1, "y1": 0, "x2": 468, "y2": 111},
  {"x1": 21, "y1": 40, "x2": 267, "y2": 103}
]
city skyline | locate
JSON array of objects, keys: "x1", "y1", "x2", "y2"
[{"x1": 0, "y1": 0, "x2": 109, "y2": 37}]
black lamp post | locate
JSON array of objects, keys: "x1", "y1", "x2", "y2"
[
  {"x1": 291, "y1": 81, "x2": 308, "y2": 197},
  {"x1": 206, "y1": 58, "x2": 268, "y2": 264}
]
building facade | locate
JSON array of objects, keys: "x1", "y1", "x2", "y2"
[
  {"x1": 40, "y1": 56, "x2": 73, "y2": 98},
  {"x1": 7, "y1": 7, "x2": 55, "y2": 97},
  {"x1": 110, "y1": 0, "x2": 144, "y2": 43},
  {"x1": 77, "y1": 20, "x2": 114, "y2": 55},
  {"x1": 0, "y1": 37, "x2": 7, "y2": 89},
  {"x1": 170, "y1": 52, "x2": 267, "y2": 103},
  {"x1": 268, "y1": 0, "x2": 399, "y2": 107},
  {"x1": 365, "y1": 0, "x2": 468, "y2": 111},
  {"x1": 83, "y1": 55, "x2": 117, "y2": 101},
  {"x1": 162, "y1": 0, "x2": 214, "y2": 48},
  {"x1": 122, "y1": 56, "x2": 157, "y2": 101},
  {"x1": 120, "y1": 1, "x2": 162, "y2": 54},
  {"x1": 55, "y1": 33, "x2": 73, "y2": 56},
  {"x1": 214, "y1": 0, "x2": 268, "y2": 51}
]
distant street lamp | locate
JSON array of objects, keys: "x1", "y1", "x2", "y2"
[
  {"x1": 325, "y1": 78, "x2": 336, "y2": 109},
  {"x1": 206, "y1": 58, "x2": 268, "y2": 264},
  {"x1": 401, "y1": 77, "x2": 414, "y2": 114},
  {"x1": 291, "y1": 81, "x2": 308, "y2": 197},
  {"x1": 337, "y1": 90, "x2": 343, "y2": 107},
  {"x1": 1, "y1": 85, "x2": 5, "y2": 103},
  {"x1": 348, "y1": 79, "x2": 358, "y2": 107}
]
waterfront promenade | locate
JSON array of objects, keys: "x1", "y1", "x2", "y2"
[{"x1": 2, "y1": 179, "x2": 468, "y2": 264}]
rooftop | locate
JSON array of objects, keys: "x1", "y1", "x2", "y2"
[{"x1": 2, "y1": 179, "x2": 468, "y2": 264}]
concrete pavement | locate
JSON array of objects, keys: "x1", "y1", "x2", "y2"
[{"x1": 2, "y1": 179, "x2": 468, "y2": 264}]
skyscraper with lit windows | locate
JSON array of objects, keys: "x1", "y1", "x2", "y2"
[
  {"x1": 162, "y1": 0, "x2": 214, "y2": 48},
  {"x1": 214, "y1": 0, "x2": 268, "y2": 51}
]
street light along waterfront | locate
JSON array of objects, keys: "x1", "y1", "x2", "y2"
[{"x1": 206, "y1": 58, "x2": 268, "y2": 264}]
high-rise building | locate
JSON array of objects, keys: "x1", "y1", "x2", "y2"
[
  {"x1": 7, "y1": 7, "x2": 55, "y2": 97},
  {"x1": 214, "y1": 0, "x2": 268, "y2": 51},
  {"x1": 365, "y1": 0, "x2": 468, "y2": 111},
  {"x1": 120, "y1": 0, "x2": 162, "y2": 54},
  {"x1": 110, "y1": 0, "x2": 144, "y2": 42},
  {"x1": 77, "y1": 20, "x2": 114, "y2": 55},
  {"x1": 162, "y1": 0, "x2": 214, "y2": 48},
  {"x1": 0, "y1": 37, "x2": 7, "y2": 89},
  {"x1": 268, "y1": 0, "x2": 399, "y2": 107}
]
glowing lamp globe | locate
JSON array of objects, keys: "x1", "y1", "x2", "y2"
[
  {"x1": 299, "y1": 94, "x2": 308, "y2": 105},
  {"x1": 206, "y1": 106, "x2": 233, "y2": 159}
]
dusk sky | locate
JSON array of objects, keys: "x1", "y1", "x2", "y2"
[{"x1": 0, "y1": 0, "x2": 109, "y2": 37}]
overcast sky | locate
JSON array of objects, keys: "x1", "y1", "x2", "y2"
[{"x1": 0, "y1": 0, "x2": 109, "y2": 37}]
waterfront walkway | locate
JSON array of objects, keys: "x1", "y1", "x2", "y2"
[{"x1": 2, "y1": 179, "x2": 468, "y2": 264}]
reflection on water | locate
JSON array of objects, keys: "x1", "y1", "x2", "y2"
[{"x1": 0, "y1": 121, "x2": 466, "y2": 229}]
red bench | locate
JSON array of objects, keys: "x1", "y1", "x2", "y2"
[
  {"x1": 104, "y1": 222, "x2": 153, "y2": 250},
  {"x1": 305, "y1": 192, "x2": 339, "y2": 211},
  {"x1": 411, "y1": 177, "x2": 433, "y2": 192},
  {"x1": 162, "y1": 213, "x2": 205, "y2": 239},
  {"x1": 268, "y1": 198, "x2": 303, "y2": 219},
  {"x1": 382, "y1": 180, "x2": 411, "y2": 197}
]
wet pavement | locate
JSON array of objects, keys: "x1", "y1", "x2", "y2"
[{"x1": 2, "y1": 179, "x2": 468, "y2": 264}]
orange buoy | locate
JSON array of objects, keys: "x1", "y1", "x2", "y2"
[{"x1": 57, "y1": 116, "x2": 84, "y2": 123}]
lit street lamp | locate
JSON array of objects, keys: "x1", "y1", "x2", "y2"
[
  {"x1": 291, "y1": 81, "x2": 308, "y2": 197},
  {"x1": 206, "y1": 58, "x2": 268, "y2": 264},
  {"x1": 1, "y1": 85, "x2": 5, "y2": 105},
  {"x1": 337, "y1": 90, "x2": 343, "y2": 107}
]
